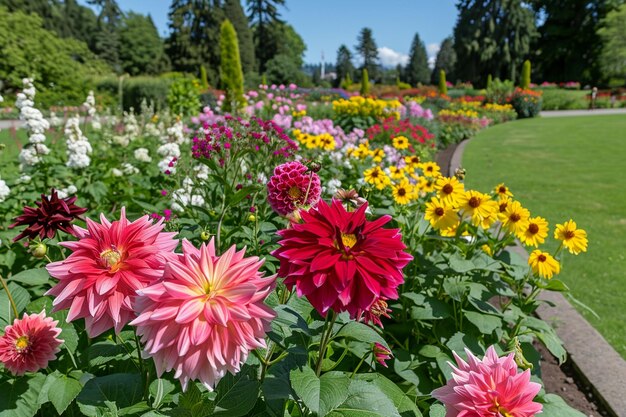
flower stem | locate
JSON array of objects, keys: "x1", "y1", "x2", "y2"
[
  {"x1": 315, "y1": 310, "x2": 337, "y2": 376},
  {"x1": 302, "y1": 171, "x2": 314, "y2": 207},
  {"x1": 0, "y1": 274, "x2": 19, "y2": 319},
  {"x1": 350, "y1": 352, "x2": 368, "y2": 378}
]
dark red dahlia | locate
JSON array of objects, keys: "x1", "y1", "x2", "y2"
[
  {"x1": 272, "y1": 199, "x2": 413, "y2": 318},
  {"x1": 10, "y1": 189, "x2": 87, "y2": 242}
]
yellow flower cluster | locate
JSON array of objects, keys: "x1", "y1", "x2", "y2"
[
  {"x1": 483, "y1": 103, "x2": 514, "y2": 112},
  {"x1": 332, "y1": 96, "x2": 402, "y2": 120},
  {"x1": 346, "y1": 141, "x2": 385, "y2": 161},
  {"x1": 291, "y1": 110, "x2": 307, "y2": 118},
  {"x1": 438, "y1": 109, "x2": 480, "y2": 119},
  {"x1": 292, "y1": 129, "x2": 336, "y2": 151}
]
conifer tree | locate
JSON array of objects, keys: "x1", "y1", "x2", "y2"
[
  {"x1": 220, "y1": 19, "x2": 245, "y2": 113},
  {"x1": 335, "y1": 44, "x2": 354, "y2": 88},
  {"x1": 360, "y1": 68, "x2": 370, "y2": 96},
  {"x1": 520, "y1": 60, "x2": 531, "y2": 89},
  {"x1": 486, "y1": 73, "x2": 493, "y2": 89},
  {"x1": 439, "y1": 70, "x2": 447, "y2": 95},
  {"x1": 405, "y1": 32, "x2": 430, "y2": 86},
  {"x1": 224, "y1": 0, "x2": 256, "y2": 73},
  {"x1": 355, "y1": 28, "x2": 380, "y2": 81}
]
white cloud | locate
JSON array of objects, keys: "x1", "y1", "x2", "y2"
[
  {"x1": 427, "y1": 43, "x2": 440, "y2": 69},
  {"x1": 377, "y1": 47, "x2": 409, "y2": 68}
]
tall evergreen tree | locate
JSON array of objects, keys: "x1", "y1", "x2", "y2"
[
  {"x1": 246, "y1": 0, "x2": 285, "y2": 73},
  {"x1": 405, "y1": 32, "x2": 430, "y2": 86},
  {"x1": 220, "y1": 19, "x2": 245, "y2": 112},
  {"x1": 431, "y1": 37, "x2": 457, "y2": 84},
  {"x1": 355, "y1": 27, "x2": 380, "y2": 81},
  {"x1": 119, "y1": 13, "x2": 168, "y2": 75},
  {"x1": 88, "y1": 0, "x2": 123, "y2": 72},
  {"x1": 531, "y1": 0, "x2": 622, "y2": 84},
  {"x1": 335, "y1": 44, "x2": 354, "y2": 88},
  {"x1": 453, "y1": 0, "x2": 538, "y2": 85},
  {"x1": 598, "y1": 3, "x2": 626, "y2": 83},
  {"x1": 224, "y1": 0, "x2": 256, "y2": 74}
]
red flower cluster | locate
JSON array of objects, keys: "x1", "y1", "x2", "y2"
[
  {"x1": 366, "y1": 117, "x2": 435, "y2": 150},
  {"x1": 272, "y1": 199, "x2": 412, "y2": 321},
  {"x1": 10, "y1": 189, "x2": 87, "y2": 242}
]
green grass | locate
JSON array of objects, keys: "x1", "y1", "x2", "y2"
[
  {"x1": 462, "y1": 115, "x2": 626, "y2": 357},
  {"x1": 0, "y1": 127, "x2": 28, "y2": 177}
]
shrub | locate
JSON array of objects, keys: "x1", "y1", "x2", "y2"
[
  {"x1": 520, "y1": 60, "x2": 531, "y2": 89},
  {"x1": 540, "y1": 89, "x2": 587, "y2": 110},
  {"x1": 167, "y1": 76, "x2": 202, "y2": 116},
  {"x1": 511, "y1": 87, "x2": 543, "y2": 118},
  {"x1": 360, "y1": 68, "x2": 370, "y2": 96},
  {"x1": 219, "y1": 19, "x2": 245, "y2": 113},
  {"x1": 486, "y1": 74, "x2": 493, "y2": 89},
  {"x1": 485, "y1": 78, "x2": 515, "y2": 104},
  {"x1": 95, "y1": 76, "x2": 172, "y2": 111},
  {"x1": 439, "y1": 70, "x2": 448, "y2": 95}
]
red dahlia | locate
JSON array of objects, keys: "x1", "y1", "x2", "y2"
[
  {"x1": 272, "y1": 199, "x2": 412, "y2": 319},
  {"x1": 10, "y1": 189, "x2": 87, "y2": 242}
]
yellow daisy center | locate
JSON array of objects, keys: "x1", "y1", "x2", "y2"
[
  {"x1": 538, "y1": 254, "x2": 547, "y2": 262},
  {"x1": 397, "y1": 188, "x2": 406, "y2": 196},
  {"x1": 509, "y1": 213, "x2": 521, "y2": 222},
  {"x1": 468, "y1": 196, "x2": 481, "y2": 208},
  {"x1": 564, "y1": 230, "x2": 575, "y2": 239},
  {"x1": 15, "y1": 335, "x2": 29, "y2": 351},
  {"x1": 435, "y1": 207, "x2": 445, "y2": 216},
  {"x1": 442, "y1": 184, "x2": 454, "y2": 194},
  {"x1": 499, "y1": 186, "x2": 507, "y2": 194},
  {"x1": 528, "y1": 223, "x2": 539, "y2": 234},
  {"x1": 341, "y1": 233, "x2": 357, "y2": 249}
]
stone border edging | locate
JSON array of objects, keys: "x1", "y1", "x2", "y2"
[{"x1": 449, "y1": 138, "x2": 626, "y2": 417}]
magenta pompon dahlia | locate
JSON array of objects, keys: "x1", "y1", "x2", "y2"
[
  {"x1": 432, "y1": 345, "x2": 542, "y2": 417},
  {"x1": 272, "y1": 199, "x2": 413, "y2": 319},
  {"x1": 0, "y1": 311, "x2": 63, "y2": 375},
  {"x1": 267, "y1": 161, "x2": 321, "y2": 216},
  {"x1": 46, "y1": 208, "x2": 178, "y2": 337},
  {"x1": 131, "y1": 238, "x2": 276, "y2": 391}
]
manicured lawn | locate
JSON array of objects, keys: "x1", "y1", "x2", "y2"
[{"x1": 462, "y1": 115, "x2": 626, "y2": 357}]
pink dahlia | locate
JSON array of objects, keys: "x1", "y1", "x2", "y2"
[
  {"x1": 131, "y1": 238, "x2": 276, "y2": 391},
  {"x1": 373, "y1": 342, "x2": 392, "y2": 368},
  {"x1": 46, "y1": 208, "x2": 178, "y2": 337},
  {"x1": 0, "y1": 311, "x2": 63, "y2": 375},
  {"x1": 267, "y1": 161, "x2": 321, "y2": 215},
  {"x1": 432, "y1": 345, "x2": 542, "y2": 417},
  {"x1": 272, "y1": 199, "x2": 412, "y2": 318}
]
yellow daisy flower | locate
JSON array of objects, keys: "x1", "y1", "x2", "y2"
[
  {"x1": 497, "y1": 195, "x2": 511, "y2": 214},
  {"x1": 392, "y1": 179, "x2": 414, "y2": 205},
  {"x1": 494, "y1": 183, "x2": 513, "y2": 198},
  {"x1": 363, "y1": 166, "x2": 391, "y2": 190},
  {"x1": 435, "y1": 176, "x2": 465, "y2": 207},
  {"x1": 517, "y1": 216, "x2": 549, "y2": 247},
  {"x1": 404, "y1": 155, "x2": 421, "y2": 170},
  {"x1": 419, "y1": 161, "x2": 441, "y2": 178},
  {"x1": 388, "y1": 166, "x2": 406, "y2": 180},
  {"x1": 425, "y1": 197, "x2": 459, "y2": 230},
  {"x1": 481, "y1": 244, "x2": 493, "y2": 257},
  {"x1": 416, "y1": 176, "x2": 436, "y2": 194},
  {"x1": 528, "y1": 250, "x2": 560, "y2": 279},
  {"x1": 499, "y1": 200, "x2": 530, "y2": 234},
  {"x1": 317, "y1": 133, "x2": 336, "y2": 151},
  {"x1": 554, "y1": 220, "x2": 588, "y2": 255},
  {"x1": 370, "y1": 148, "x2": 385, "y2": 162},
  {"x1": 458, "y1": 190, "x2": 498, "y2": 227},
  {"x1": 392, "y1": 135, "x2": 410, "y2": 150}
]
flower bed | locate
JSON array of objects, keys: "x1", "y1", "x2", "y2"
[{"x1": 0, "y1": 80, "x2": 588, "y2": 416}]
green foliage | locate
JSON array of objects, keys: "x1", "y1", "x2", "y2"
[
  {"x1": 224, "y1": 0, "x2": 256, "y2": 74},
  {"x1": 454, "y1": 0, "x2": 538, "y2": 84},
  {"x1": 360, "y1": 68, "x2": 370, "y2": 95},
  {"x1": 247, "y1": 0, "x2": 286, "y2": 73},
  {"x1": 265, "y1": 53, "x2": 305, "y2": 85},
  {"x1": 431, "y1": 37, "x2": 456, "y2": 85},
  {"x1": 486, "y1": 74, "x2": 493, "y2": 89},
  {"x1": 356, "y1": 27, "x2": 380, "y2": 81},
  {"x1": 200, "y1": 65, "x2": 210, "y2": 90},
  {"x1": 96, "y1": 75, "x2": 172, "y2": 111},
  {"x1": 0, "y1": 6, "x2": 109, "y2": 106},
  {"x1": 119, "y1": 12, "x2": 169, "y2": 76},
  {"x1": 438, "y1": 70, "x2": 448, "y2": 95},
  {"x1": 540, "y1": 89, "x2": 589, "y2": 110},
  {"x1": 485, "y1": 78, "x2": 515, "y2": 103},
  {"x1": 598, "y1": 3, "x2": 626, "y2": 84},
  {"x1": 405, "y1": 32, "x2": 430, "y2": 86},
  {"x1": 520, "y1": 60, "x2": 531, "y2": 89},
  {"x1": 220, "y1": 19, "x2": 245, "y2": 113},
  {"x1": 167, "y1": 76, "x2": 201, "y2": 116},
  {"x1": 511, "y1": 88, "x2": 542, "y2": 118},
  {"x1": 90, "y1": 0, "x2": 123, "y2": 71}
]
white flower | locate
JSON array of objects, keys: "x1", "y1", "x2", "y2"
[
  {"x1": 112, "y1": 168, "x2": 124, "y2": 177},
  {"x1": 194, "y1": 164, "x2": 209, "y2": 180},
  {"x1": 122, "y1": 162, "x2": 139, "y2": 175},
  {"x1": 15, "y1": 78, "x2": 51, "y2": 169},
  {"x1": 171, "y1": 177, "x2": 205, "y2": 211},
  {"x1": 157, "y1": 159, "x2": 176, "y2": 174},
  {"x1": 157, "y1": 143, "x2": 180, "y2": 158},
  {"x1": 17, "y1": 175, "x2": 31, "y2": 184},
  {"x1": 134, "y1": 148, "x2": 152, "y2": 163},
  {"x1": 112, "y1": 135, "x2": 130, "y2": 147},
  {"x1": 0, "y1": 179, "x2": 10, "y2": 203},
  {"x1": 64, "y1": 116, "x2": 91, "y2": 168},
  {"x1": 325, "y1": 179, "x2": 342, "y2": 196}
]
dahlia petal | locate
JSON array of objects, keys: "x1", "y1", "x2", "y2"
[{"x1": 176, "y1": 299, "x2": 204, "y2": 323}]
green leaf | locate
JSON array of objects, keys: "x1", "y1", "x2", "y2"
[
  {"x1": 0, "y1": 282, "x2": 31, "y2": 326},
  {"x1": 9, "y1": 268, "x2": 51, "y2": 286},
  {"x1": 77, "y1": 373, "x2": 144, "y2": 409},
  {"x1": 48, "y1": 375, "x2": 83, "y2": 414},
  {"x1": 88, "y1": 340, "x2": 129, "y2": 367},
  {"x1": 403, "y1": 293, "x2": 451, "y2": 320},
  {"x1": 329, "y1": 378, "x2": 401, "y2": 417},
  {"x1": 539, "y1": 279, "x2": 570, "y2": 292},
  {"x1": 291, "y1": 368, "x2": 351, "y2": 417},
  {"x1": 213, "y1": 365, "x2": 260, "y2": 416},
  {"x1": 149, "y1": 378, "x2": 175, "y2": 409},
  {"x1": 428, "y1": 404, "x2": 446, "y2": 417},
  {"x1": 353, "y1": 374, "x2": 422, "y2": 417},
  {"x1": 0, "y1": 373, "x2": 47, "y2": 417},
  {"x1": 335, "y1": 321, "x2": 390, "y2": 350},
  {"x1": 537, "y1": 393, "x2": 586, "y2": 417},
  {"x1": 463, "y1": 311, "x2": 502, "y2": 334}
]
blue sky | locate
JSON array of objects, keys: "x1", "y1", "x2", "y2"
[{"x1": 87, "y1": 1, "x2": 458, "y2": 65}]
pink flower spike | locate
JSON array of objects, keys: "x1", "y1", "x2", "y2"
[
  {"x1": 46, "y1": 208, "x2": 178, "y2": 337},
  {"x1": 0, "y1": 311, "x2": 63, "y2": 375},
  {"x1": 432, "y1": 345, "x2": 542, "y2": 417},
  {"x1": 131, "y1": 238, "x2": 276, "y2": 391},
  {"x1": 373, "y1": 342, "x2": 392, "y2": 368}
]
